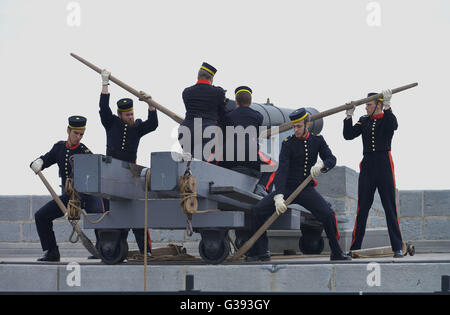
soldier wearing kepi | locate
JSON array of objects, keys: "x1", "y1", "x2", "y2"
[
  {"x1": 343, "y1": 89, "x2": 403, "y2": 258},
  {"x1": 221, "y1": 86, "x2": 276, "y2": 196},
  {"x1": 99, "y1": 69, "x2": 158, "y2": 255},
  {"x1": 30, "y1": 116, "x2": 104, "y2": 262},
  {"x1": 178, "y1": 62, "x2": 227, "y2": 162},
  {"x1": 246, "y1": 108, "x2": 351, "y2": 262}
]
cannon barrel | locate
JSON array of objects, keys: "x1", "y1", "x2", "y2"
[{"x1": 225, "y1": 99, "x2": 323, "y2": 138}]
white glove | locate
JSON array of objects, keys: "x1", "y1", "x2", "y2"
[
  {"x1": 101, "y1": 69, "x2": 110, "y2": 86},
  {"x1": 30, "y1": 158, "x2": 43, "y2": 174},
  {"x1": 310, "y1": 160, "x2": 324, "y2": 177},
  {"x1": 138, "y1": 90, "x2": 152, "y2": 101},
  {"x1": 273, "y1": 194, "x2": 287, "y2": 215},
  {"x1": 345, "y1": 102, "x2": 356, "y2": 116},
  {"x1": 382, "y1": 89, "x2": 392, "y2": 108}
]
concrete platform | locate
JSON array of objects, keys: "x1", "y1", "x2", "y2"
[{"x1": 1, "y1": 253, "x2": 449, "y2": 293}]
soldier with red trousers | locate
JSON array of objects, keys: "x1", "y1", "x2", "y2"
[{"x1": 343, "y1": 89, "x2": 403, "y2": 258}]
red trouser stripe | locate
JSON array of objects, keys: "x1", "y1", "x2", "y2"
[
  {"x1": 147, "y1": 229, "x2": 152, "y2": 252},
  {"x1": 388, "y1": 151, "x2": 401, "y2": 232},
  {"x1": 206, "y1": 152, "x2": 215, "y2": 163},
  {"x1": 351, "y1": 161, "x2": 362, "y2": 247},
  {"x1": 258, "y1": 151, "x2": 277, "y2": 166},
  {"x1": 351, "y1": 202, "x2": 360, "y2": 247},
  {"x1": 265, "y1": 171, "x2": 276, "y2": 191},
  {"x1": 257, "y1": 151, "x2": 277, "y2": 191},
  {"x1": 334, "y1": 211, "x2": 340, "y2": 240}
]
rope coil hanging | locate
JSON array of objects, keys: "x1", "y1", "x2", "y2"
[
  {"x1": 64, "y1": 178, "x2": 110, "y2": 243},
  {"x1": 179, "y1": 159, "x2": 220, "y2": 236}
]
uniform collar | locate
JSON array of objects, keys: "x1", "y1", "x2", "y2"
[
  {"x1": 196, "y1": 80, "x2": 211, "y2": 85},
  {"x1": 297, "y1": 131, "x2": 310, "y2": 140},
  {"x1": 66, "y1": 141, "x2": 81, "y2": 150},
  {"x1": 370, "y1": 113, "x2": 384, "y2": 120}
]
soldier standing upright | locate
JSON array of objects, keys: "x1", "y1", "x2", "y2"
[
  {"x1": 99, "y1": 69, "x2": 158, "y2": 254},
  {"x1": 343, "y1": 89, "x2": 403, "y2": 257}
]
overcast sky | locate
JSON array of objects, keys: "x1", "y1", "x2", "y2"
[{"x1": 1, "y1": 0, "x2": 449, "y2": 195}]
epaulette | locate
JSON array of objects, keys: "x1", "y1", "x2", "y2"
[
  {"x1": 357, "y1": 115, "x2": 369, "y2": 124},
  {"x1": 283, "y1": 135, "x2": 294, "y2": 142},
  {"x1": 80, "y1": 144, "x2": 91, "y2": 153},
  {"x1": 56, "y1": 140, "x2": 65, "y2": 146}
]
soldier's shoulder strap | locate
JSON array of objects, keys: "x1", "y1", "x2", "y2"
[
  {"x1": 80, "y1": 143, "x2": 91, "y2": 154},
  {"x1": 283, "y1": 134, "x2": 294, "y2": 142}
]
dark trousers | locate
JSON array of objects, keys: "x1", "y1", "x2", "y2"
[
  {"x1": 350, "y1": 152, "x2": 403, "y2": 251},
  {"x1": 101, "y1": 199, "x2": 152, "y2": 253},
  {"x1": 34, "y1": 194, "x2": 104, "y2": 251},
  {"x1": 130, "y1": 229, "x2": 152, "y2": 253},
  {"x1": 249, "y1": 186, "x2": 342, "y2": 256}
]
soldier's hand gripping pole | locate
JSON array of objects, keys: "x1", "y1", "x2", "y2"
[
  {"x1": 229, "y1": 175, "x2": 313, "y2": 261},
  {"x1": 259, "y1": 82, "x2": 418, "y2": 139},
  {"x1": 70, "y1": 53, "x2": 184, "y2": 124},
  {"x1": 35, "y1": 170, "x2": 100, "y2": 257}
]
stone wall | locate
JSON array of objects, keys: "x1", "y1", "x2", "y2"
[
  {"x1": 272, "y1": 166, "x2": 450, "y2": 253},
  {"x1": 1, "y1": 166, "x2": 449, "y2": 254},
  {"x1": 0, "y1": 195, "x2": 200, "y2": 255},
  {"x1": 396, "y1": 190, "x2": 450, "y2": 252}
]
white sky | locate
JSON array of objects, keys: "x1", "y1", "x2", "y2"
[{"x1": 1, "y1": 0, "x2": 449, "y2": 195}]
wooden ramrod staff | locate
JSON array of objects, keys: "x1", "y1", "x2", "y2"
[
  {"x1": 70, "y1": 53, "x2": 184, "y2": 124},
  {"x1": 259, "y1": 82, "x2": 418, "y2": 139}
]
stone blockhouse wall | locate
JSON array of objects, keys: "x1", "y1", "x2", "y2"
[{"x1": 1, "y1": 166, "x2": 449, "y2": 251}]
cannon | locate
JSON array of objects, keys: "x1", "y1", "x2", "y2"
[{"x1": 72, "y1": 102, "x2": 337, "y2": 264}]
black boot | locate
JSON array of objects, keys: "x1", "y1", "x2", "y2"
[
  {"x1": 245, "y1": 251, "x2": 271, "y2": 262},
  {"x1": 393, "y1": 250, "x2": 404, "y2": 258},
  {"x1": 37, "y1": 247, "x2": 60, "y2": 262},
  {"x1": 139, "y1": 248, "x2": 152, "y2": 256},
  {"x1": 330, "y1": 251, "x2": 352, "y2": 261}
]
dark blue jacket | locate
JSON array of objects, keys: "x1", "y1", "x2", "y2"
[
  {"x1": 39, "y1": 141, "x2": 92, "y2": 188},
  {"x1": 221, "y1": 106, "x2": 264, "y2": 168},
  {"x1": 182, "y1": 81, "x2": 227, "y2": 123},
  {"x1": 343, "y1": 108, "x2": 398, "y2": 155},
  {"x1": 99, "y1": 93, "x2": 158, "y2": 163},
  {"x1": 273, "y1": 133, "x2": 336, "y2": 195}
]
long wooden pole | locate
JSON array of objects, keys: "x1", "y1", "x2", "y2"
[
  {"x1": 144, "y1": 170, "x2": 150, "y2": 291},
  {"x1": 70, "y1": 53, "x2": 184, "y2": 124},
  {"x1": 260, "y1": 82, "x2": 418, "y2": 138},
  {"x1": 36, "y1": 171, "x2": 100, "y2": 257},
  {"x1": 230, "y1": 175, "x2": 313, "y2": 261}
]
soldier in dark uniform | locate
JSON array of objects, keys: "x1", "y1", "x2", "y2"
[
  {"x1": 246, "y1": 108, "x2": 351, "y2": 262},
  {"x1": 343, "y1": 89, "x2": 403, "y2": 258},
  {"x1": 100, "y1": 69, "x2": 158, "y2": 254},
  {"x1": 30, "y1": 116, "x2": 104, "y2": 262},
  {"x1": 178, "y1": 62, "x2": 227, "y2": 162},
  {"x1": 221, "y1": 86, "x2": 276, "y2": 196}
]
